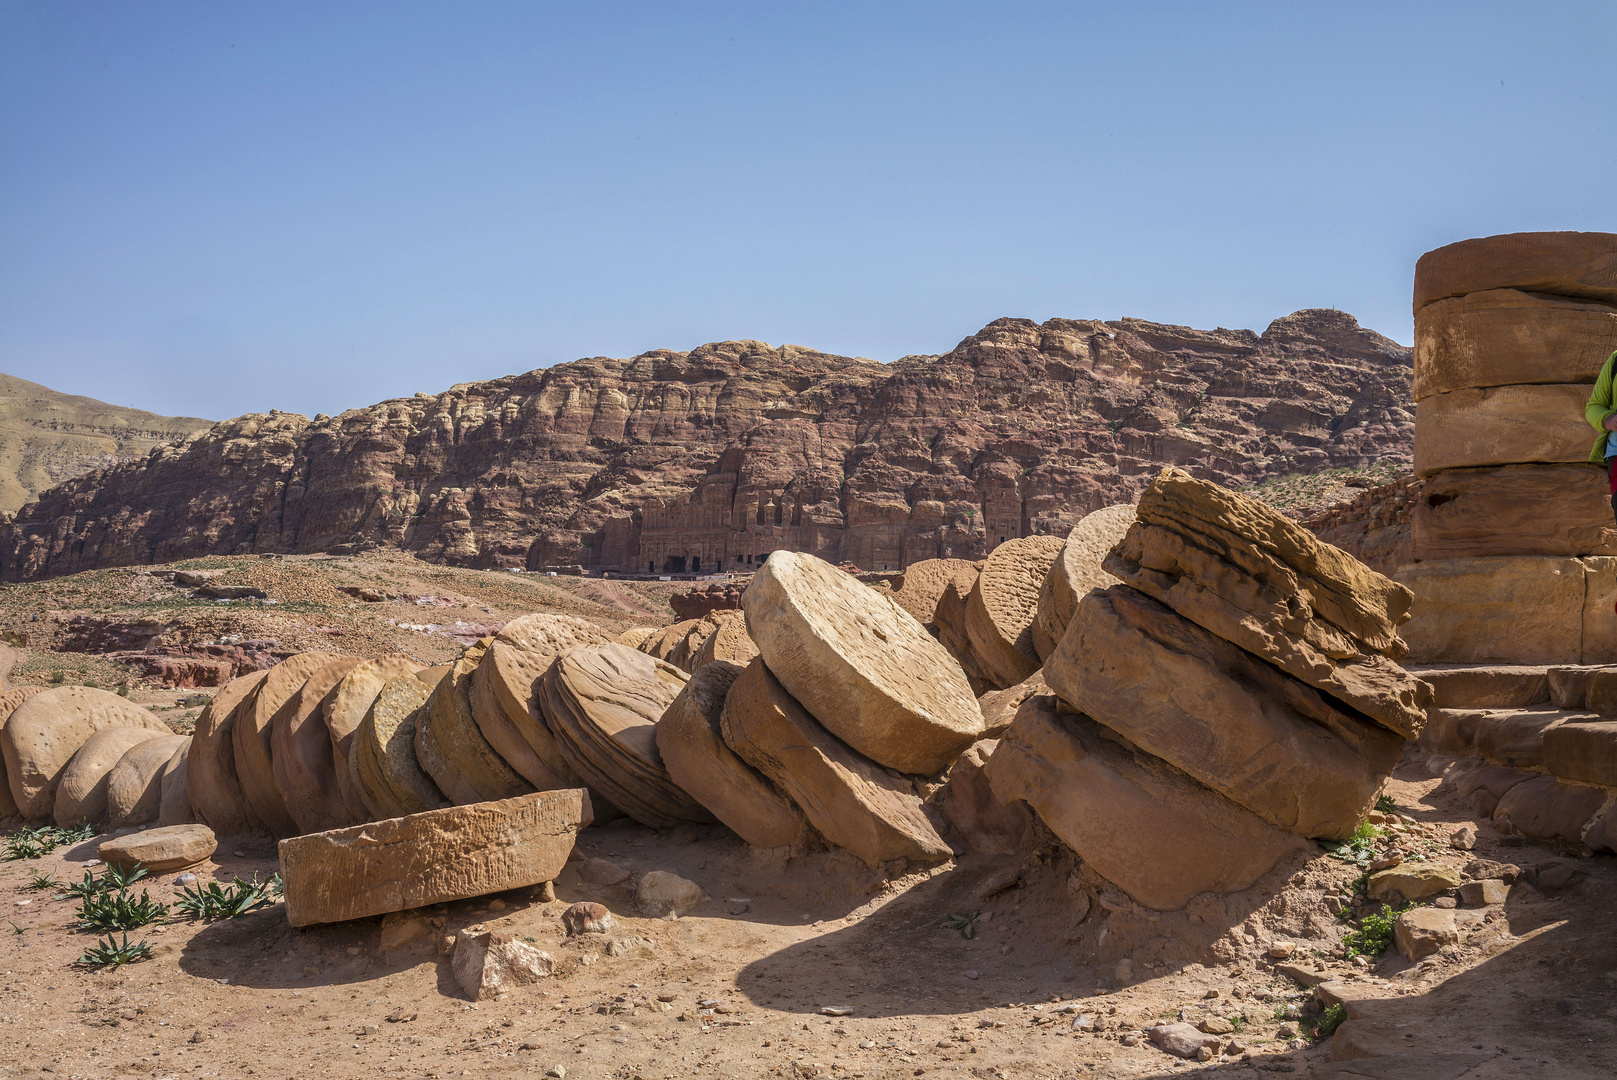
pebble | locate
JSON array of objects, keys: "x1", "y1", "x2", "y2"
[
  {"x1": 1433, "y1": 896, "x2": 1457, "y2": 909},
  {"x1": 1266, "y1": 943, "x2": 1295, "y2": 959},
  {"x1": 545, "y1": 1068, "x2": 566, "y2": 1079},
  {"x1": 963, "y1": 970, "x2": 980, "y2": 980},
  {"x1": 175, "y1": 873, "x2": 197, "y2": 885},
  {"x1": 1277, "y1": 1023, "x2": 1298, "y2": 1038},
  {"x1": 1119, "y1": 1034, "x2": 1141, "y2": 1047},
  {"x1": 820, "y1": 1006, "x2": 854, "y2": 1017},
  {"x1": 232, "y1": 850, "x2": 247, "y2": 858}
]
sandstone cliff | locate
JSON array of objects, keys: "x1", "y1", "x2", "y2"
[
  {"x1": 0, "y1": 310, "x2": 1412, "y2": 581},
  {"x1": 0, "y1": 373, "x2": 212, "y2": 513}
]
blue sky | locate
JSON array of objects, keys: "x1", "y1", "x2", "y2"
[{"x1": 2, "y1": 1, "x2": 1614, "y2": 421}]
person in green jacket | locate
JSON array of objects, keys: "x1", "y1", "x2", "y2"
[{"x1": 1587, "y1": 348, "x2": 1617, "y2": 522}]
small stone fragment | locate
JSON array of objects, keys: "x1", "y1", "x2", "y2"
[
  {"x1": 1450, "y1": 823, "x2": 1478, "y2": 850},
  {"x1": 562, "y1": 901, "x2": 615, "y2": 935},
  {"x1": 636, "y1": 871, "x2": 706, "y2": 917},
  {"x1": 1459, "y1": 878, "x2": 1509, "y2": 906},
  {"x1": 1394, "y1": 906, "x2": 1459, "y2": 960},
  {"x1": 452, "y1": 928, "x2": 554, "y2": 1000}
]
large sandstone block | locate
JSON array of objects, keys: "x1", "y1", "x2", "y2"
[
  {"x1": 667, "y1": 611, "x2": 741, "y2": 673},
  {"x1": 742, "y1": 551, "x2": 984, "y2": 775},
  {"x1": 1414, "y1": 231, "x2": 1617, "y2": 311},
  {"x1": 1107, "y1": 518, "x2": 1429, "y2": 738},
  {"x1": 1413, "y1": 384, "x2": 1595, "y2": 477},
  {"x1": 157, "y1": 738, "x2": 194, "y2": 827},
  {"x1": 279, "y1": 789, "x2": 592, "y2": 927},
  {"x1": 1581, "y1": 557, "x2": 1617, "y2": 664},
  {"x1": 98, "y1": 823, "x2": 216, "y2": 874},
  {"x1": 3, "y1": 688, "x2": 170, "y2": 821},
  {"x1": 352, "y1": 672, "x2": 451, "y2": 819},
  {"x1": 1542, "y1": 719, "x2": 1617, "y2": 786},
  {"x1": 55, "y1": 726, "x2": 173, "y2": 827},
  {"x1": 105, "y1": 733, "x2": 189, "y2": 830},
  {"x1": 271, "y1": 657, "x2": 364, "y2": 836},
  {"x1": 965, "y1": 535, "x2": 1066, "y2": 687},
  {"x1": 1412, "y1": 465, "x2": 1617, "y2": 560},
  {"x1": 1492, "y1": 774, "x2": 1608, "y2": 843},
  {"x1": 232, "y1": 653, "x2": 339, "y2": 839},
  {"x1": 1032, "y1": 504, "x2": 1134, "y2": 659},
  {"x1": 890, "y1": 558, "x2": 981, "y2": 628},
  {"x1": 691, "y1": 614, "x2": 760, "y2": 669},
  {"x1": 1046, "y1": 587, "x2": 1402, "y2": 839},
  {"x1": 1396, "y1": 557, "x2": 1585, "y2": 665},
  {"x1": 983, "y1": 694, "x2": 1310, "y2": 910},
  {"x1": 325, "y1": 656, "x2": 423, "y2": 823},
  {"x1": 186, "y1": 669, "x2": 270, "y2": 837},
  {"x1": 1438, "y1": 759, "x2": 1537, "y2": 817},
  {"x1": 719, "y1": 658, "x2": 951, "y2": 869},
  {"x1": 1405, "y1": 664, "x2": 1549, "y2": 709},
  {"x1": 656, "y1": 660, "x2": 815, "y2": 849},
  {"x1": 1471, "y1": 706, "x2": 1580, "y2": 769},
  {"x1": 935, "y1": 739, "x2": 1033, "y2": 855},
  {"x1": 0, "y1": 686, "x2": 47, "y2": 819},
  {"x1": 1413, "y1": 288, "x2": 1617, "y2": 399},
  {"x1": 416, "y1": 640, "x2": 533, "y2": 807}
]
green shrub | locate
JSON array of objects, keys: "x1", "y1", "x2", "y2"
[
  {"x1": 1341, "y1": 902, "x2": 1411, "y2": 960},
  {"x1": 77, "y1": 933, "x2": 153, "y2": 967},
  {"x1": 174, "y1": 873, "x2": 282, "y2": 921},
  {"x1": 1308, "y1": 1003, "x2": 1347, "y2": 1038},
  {"x1": 76, "y1": 886, "x2": 168, "y2": 932}
]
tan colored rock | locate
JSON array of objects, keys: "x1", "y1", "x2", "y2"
[
  {"x1": 105, "y1": 733, "x2": 189, "y2": 830},
  {"x1": 1414, "y1": 384, "x2": 1595, "y2": 477},
  {"x1": 1414, "y1": 231, "x2": 1617, "y2": 311},
  {"x1": 98, "y1": 823, "x2": 216, "y2": 874},
  {"x1": 965, "y1": 534, "x2": 1066, "y2": 687},
  {"x1": 1472, "y1": 706, "x2": 1576, "y2": 768},
  {"x1": 976, "y1": 671, "x2": 1047, "y2": 739},
  {"x1": 636, "y1": 619, "x2": 701, "y2": 664},
  {"x1": 2, "y1": 687, "x2": 169, "y2": 821},
  {"x1": 417, "y1": 639, "x2": 534, "y2": 806},
  {"x1": 617, "y1": 627, "x2": 655, "y2": 649},
  {"x1": 471, "y1": 614, "x2": 612, "y2": 791},
  {"x1": 1047, "y1": 587, "x2": 1402, "y2": 839},
  {"x1": 1580, "y1": 557, "x2": 1617, "y2": 664},
  {"x1": 983, "y1": 694, "x2": 1310, "y2": 910},
  {"x1": 186, "y1": 669, "x2": 270, "y2": 836},
  {"x1": 352, "y1": 671, "x2": 450, "y2": 820},
  {"x1": 54, "y1": 726, "x2": 174, "y2": 827},
  {"x1": 1543, "y1": 718, "x2": 1617, "y2": 786},
  {"x1": 936, "y1": 739, "x2": 1033, "y2": 855},
  {"x1": 636, "y1": 870, "x2": 706, "y2": 917},
  {"x1": 562, "y1": 901, "x2": 614, "y2": 935},
  {"x1": 1397, "y1": 557, "x2": 1585, "y2": 665},
  {"x1": 1033, "y1": 504, "x2": 1135, "y2": 659},
  {"x1": 719, "y1": 658, "x2": 952, "y2": 869},
  {"x1": 325, "y1": 655, "x2": 423, "y2": 823},
  {"x1": 451, "y1": 928, "x2": 554, "y2": 1000},
  {"x1": 1459, "y1": 878, "x2": 1509, "y2": 906},
  {"x1": 691, "y1": 614, "x2": 760, "y2": 669},
  {"x1": 1413, "y1": 465, "x2": 1617, "y2": 561},
  {"x1": 667, "y1": 611, "x2": 740, "y2": 673},
  {"x1": 232, "y1": 653, "x2": 338, "y2": 838},
  {"x1": 656, "y1": 660, "x2": 815, "y2": 849},
  {"x1": 157, "y1": 738, "x2": 194, "y2": 826},
  {"x1": 890, "y1": 558, "x2": 981, "y2": 627},
  {"x1": 278, "y1": 789, "x2": 591, "y2": 927},
  {"x1": 742, "y1": 551, "x2": 984, "y2": 775},
  {"x1": 271, "y1": 657, "x2": 364, "y2": 836},
  {"x1": 540, "y1": 643, "x2": 708, "y2": 828},
  {"x1": 1394, "y1": 907, "x2": 1458, "y2": 960},
  {"x1": 1413, "y1": 288, "x2": 1617, "y2": 399},
  {"x1": 1411, "y1": 664, "x2": 1551, "y2": 709},
  {"x1": 1367, "y1": 863, "x2": 1463, "y2": 902},
  {"x1": 0, "y1": 686, "x2": 46, "y2": 819},
  {"x1": 928, "y1": 560, "x2": 994, "y2": 694},
  {"x1": 1492, "y1": 774, "x2": 1608, "y2": 843}
]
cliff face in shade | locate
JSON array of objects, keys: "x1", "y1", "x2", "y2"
[{"x1": 0, "y1": 310, "x2": 1413, "y2": 582}]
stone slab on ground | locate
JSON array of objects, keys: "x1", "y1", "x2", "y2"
[
  {"x1": 1367, "y1": 864, "x2": 1462, "y2": 902},
  {"x1": 1405, "y1": 664, "x2": 1550, "y2": 709},
  {"x1": 98, "y1": 823, "x2": 217, "y2": 873},
  {"x1": 1412, "y1": 465, "x2": 1617, "y2": 561},
  {"x1": 1413, "y1": 287, "x2": 1617, "y2": 399},
  {"x1": 279, "y1": 789, "x2": 592, "y2": 927},
  {"x1": 1413, "y1": 383, "x2": 1594, "y2": 477}
]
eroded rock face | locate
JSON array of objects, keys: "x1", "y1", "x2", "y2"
[{"x1": 0, "y1": 311, "x2": 1413, "y2": 582}]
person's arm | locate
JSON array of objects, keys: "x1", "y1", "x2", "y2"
[{"x1": 1587, "y1": 351, "x2": 1617, "y2": 432}]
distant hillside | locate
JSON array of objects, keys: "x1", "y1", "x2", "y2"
[{"x1": 0, "y1": 373, "x2": 212, "y2": 512}]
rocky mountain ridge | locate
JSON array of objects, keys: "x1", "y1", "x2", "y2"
[{"x1": 0, "y1": 309, "x2": 1413, "y2": 581}]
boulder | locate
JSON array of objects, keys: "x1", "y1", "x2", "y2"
[
  {"x1": 232, "y1": 653, "x2": 339, "y2": 839},
  {"x1": 655, "y1": 660, "x2": 815, "y2": 849},
  {"x1": 105, "y1": 733, "x2": 189, "y2": 830},
  {"x1": 54, "y1": 725, "x2": 174, "y2": 827},
  {"x1": 1492, "y1": 774, "x2": 1608, "y2": 843},
  {"x1": 719, "y1": 658, "x2": 952, "y2": 869},
  {"x1": 1366, "y1": 864, "x2": 1463, "y2": 902},
  {"x1": 636, "y1": 618, "x2": 702, "y2": 664},
  {"x1": 1412, "y1": 465, "x2": 1617, "y2": 560},
  {"x1": 470, "y1": 614, "x2": 613, "y2": 791},
  {"x1": 667, "y1": 611, "x2": 741, "y2": 673},
  {"x1": 324, "y1": 655, "x2": 423, "y2": 823},
  {"x1": 742, "y1": 551, "x2": 984, "y2": 775},
  {"x1": 352, "y1": 672, "x2": 450, "y2": 820},
  {"x1": 1407, "y1": 664, "x2": 1550, "y2": 709},
  {"x1": 186, "y1": 669, "x2": 270, "y2": 836},
  {"x1": 3, "y1": 687, "x2": 170, "y2": 820},
  {"x1": 416, "y1": 639, "x2": 533, "y2": 806},
  {"x1": 925, "y1": 560, "x2": 995, "y2": 694},
  {"x1": 977, "y1": 671, "x2": 1047, "y2": 739},
  {"x1": 983, "y1": 694, "x2": 1310, "y2": 910},
  {"x1": 278, "y1": 789, "x2": 591, "y2": 927},
  {"x1": 562, "y1": 901, "x2": 615, "y2": 935},
  {"x1": 1543, "y1": 719, "x2": 1617, "y2": 786},
  {"x1": 0, "y1": 686, "x2": 47, "y2": 819},
  {"x1": 1045, "y1": 586, "x2": 1402, "y2": 839},
  {"x1": 691, "y1": 614, "x2": 761, "y2": 669},
  {"x1": 1413, "y1": 287, "x2": 1617, "y2": 398},
  {"x1": 1032, "y1": 503, "x2": 1135, "y2": 659},
  {"x1": 1147, "y1": 1023, "x2": 1224, "y2": 1060},
  {"x1": 617, "y1": 626, "x2": 655, "y2": 650},
  {"x1": 270, "y1": 658, "x2": 364, "y2": 835},
  {"x1": 1414, "y1": 384, "x2": 1595, "y2": 476},
  {"x1": 1104, "y1": 473, "x2": 1428, "y2": 738},
  {"x1": 1394, "y1": 907, "x2": 1458, "y2": 960},
  {"x1": 157, "y1": 738, "x2": 194, "y2": 826},
  {"x1": 452, "y1": 928, "x2": 554, "y2": 1000},
  {"x1": 636, "y1": 870, "x2": 706, "y2": 917},
  {"x1": 1413, "y1": 231, "x2": 1617, "y2": 311},
  {"x1": 936, "y1": 739, "x2": 1033, "y2": 855},
  {"x1": 98, "y1": 823, "x2": 216, "y2": 874},
  {"x1": 1459, "y1": 879, "x2": 1509, "y2": 906},
  {"x1": 1397, "y1": 557, "x2": 1587, "y2": 665},
  {"x1": 890, "y1": 558, "x2": 981, "y2": 628},
  {"x1": 539, "y1": 643, "x2": 709, "y2": 828},
  {"x1": 965, "y1": 535, "x2": 1066, "y2": 687}
]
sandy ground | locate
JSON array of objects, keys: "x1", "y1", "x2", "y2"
[{"x1": 1, "y1": 754, "x2": 1613, "y2": 1080}]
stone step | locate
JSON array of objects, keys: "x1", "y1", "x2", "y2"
[
  {"x1": 1542, "y1": 719, "x2": 1617, "y2": 787},
  {"x1": 1418, "y1": 705, "x2": 1592, "y2": 769},
  {"x1": 1404, "y1": 664, "x2": 1550, "y2": 709},
  {"x1": 1546, "y1": 663, "x2": 1617, "y2": 709}
]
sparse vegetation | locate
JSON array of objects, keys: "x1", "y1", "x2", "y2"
[
  {"x1": 1375, "y1": 795, "x2": 1398, "y2": 814},
  {"x1": 942, "y1": 910, "x2": 981, "y2": 939},
  {"x1": 1320, "y1": 820, "x2": 1382, "y2": 867},
  {"x1": 1308, "y1": 1003, "x2": 1347, "y2": 1039},
  {"x1": 1341, "y1": 902, "x2": 1412, "y2": 960},
  {"x1": 2, "y1": 823, "x2": 98, "y2": 860},
  {"x1": 75, "y1": 883, "x2": 168, "y2": 933},
  {"x1": 174, "y1": 873, "x2": 283, "y2": 921},
  {"x1": 23, "y1": 870, "x2": 60, "y2": 891},
  {"x1": 76, "y1": 933, "x2": 154, "y2": 968}
]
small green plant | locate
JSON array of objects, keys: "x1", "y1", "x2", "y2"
[
  {"x1": 174, "y1": 873, "x2": 282, "y2": 921},
  {"x1": 1320, "y1": 820, "x2": 1382, "y2": 867},
  {"x1": 942, "y1": 910, "x2": 981, "y2": 940},
  {"x1": 61, "y1": 869, "x2": 106, "y2": 900},
  {"x1": 1308, "y1": 1003, "x2": 1346, "y2": 1039},
  {"x1": 1374, "y1": 795, "x2": 1398, "y2": 814},
  {"x1": 77, "y1": 933, "x2": 153, "y2": 967},
  {"x1": 116, "y1": 682, "x2": 131, "y2": 698},
  {"x1": 100, "y1": 863, "x2": 150, "y2": 890},
  {"x1": 7, "y1": 921, "x2": 24, "y2": 935},
  {"x1": 1341, "y1": 902, "x2": 1412, "y2": 960},
  {"x1": 2, "y1": 823, "x2": 95, "y2": 860},
  {"x1": 23, "y1": 870, "x2": 60, "y2": 891},
  {"x1": 76, "y1": 886, "x2": 168, "y2": 933}
]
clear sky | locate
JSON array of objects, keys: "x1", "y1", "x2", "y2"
[{"x1": 2, "y1": 1, "x2": 1614, "y2": 421}]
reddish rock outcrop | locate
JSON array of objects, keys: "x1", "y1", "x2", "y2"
[{"x1": 0, "y1": 310, "x2": 1412, "y2": 581}]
